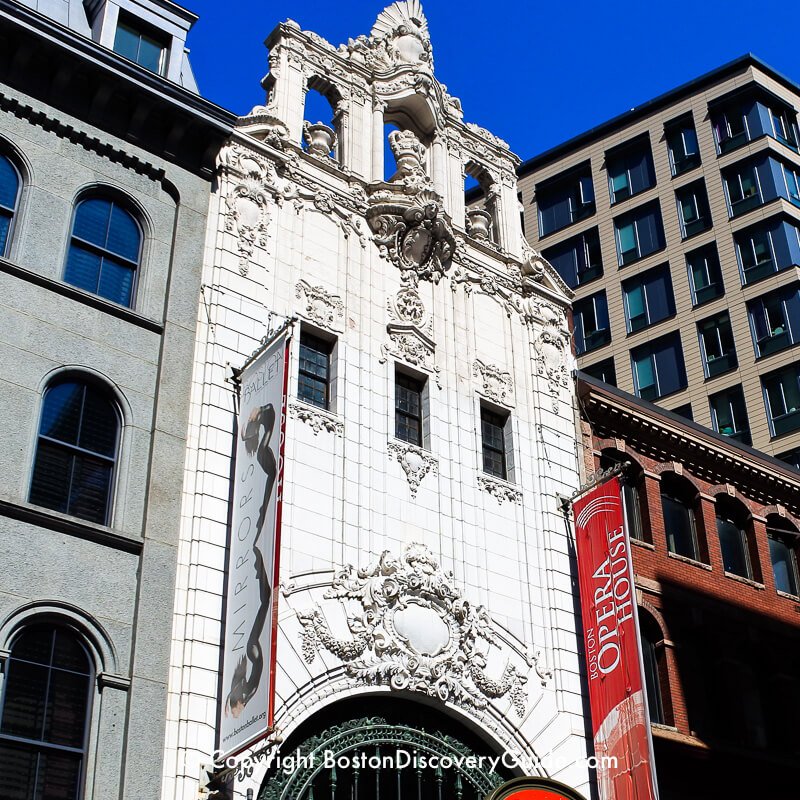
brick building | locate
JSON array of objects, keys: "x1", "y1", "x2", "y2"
[{"x1": 578, "y1": 371, "x2": 800, "y2": 799}]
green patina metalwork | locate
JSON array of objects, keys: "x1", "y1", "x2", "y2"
[{"x1": 259, "y1": 716, "x2": 506, "y2": 800}]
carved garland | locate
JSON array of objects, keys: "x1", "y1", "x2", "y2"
[
  {"x1": 289, "y1": 402, "x2": 344, "y2": 437},
  {"x1": 295, "y1": 280, "x2": 344, "y2": 332},
  {"x1": 386, "y1": 441, "x2": 439, "y2": 498},
  {"x1": 297, "y1": 544, "x2": 528, "y2": 717}
]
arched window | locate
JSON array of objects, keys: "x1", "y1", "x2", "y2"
[
  {"x1": 0, "y1": 152, "x2": 21, "y2": 257},
  {"x1": 767, "y1": 515, "x2": 800, "y2": 596},
  {"x1": 64, "y1": 196, "x2": 141, "y2": 307},
  {"x1": 29, "y1": 376, "x2": 120, "y2": 525},
  {"x1": 715, "y1": 496, "x2": 754, "y2": 579},
  {"x1": 601, "y1": 451, "x2": 647, "y2": 541},
  {"x1": 0, "y1": 625, "x2": 93, "y2": 799},
  {"x1": 639, "y1": 611, "x2": 666, "y2": 724},
  {"x1": 660, "y1": 473, "x2": 700, "y2": 560}
]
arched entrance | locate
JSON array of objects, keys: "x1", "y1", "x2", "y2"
[{"x1": 260, "y1": 699, "x2": 513, "y2": 799}]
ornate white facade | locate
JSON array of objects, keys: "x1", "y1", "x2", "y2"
[{"x1": 163, "y1": 3, "x2": 589, "y2": 798}]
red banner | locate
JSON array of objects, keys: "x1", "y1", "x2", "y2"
[{"x1": 573, "y1": 477, "x2": 658, "y2": 800}]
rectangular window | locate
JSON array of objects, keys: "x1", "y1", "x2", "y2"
[
  {"x1": 573, "y1": 291, "x2": 610, "y2": 354},
  {"x1": 769, "y1": 533, "x2": 799, "y2": 596},
  {"x1": 536, "y1": 165, "x2": 595, "y2": 237},
  {"x1": 607, "y1": 143, "x2": 655, "y2": 204},
  {"x1": 771, "y1": 106, "x2": 799, "y2": 149},
  {"x1": 710, "y1": 385, "x2": 751, "y2": 445},
  {"x1": 763, "y1": 365, "x2": 800, "y2": 437},
  {"x1": 517, "y1": 191, "x2": 526, "y2": 236},
  {"x1": 481, "y1": 406, "x2": 509, "y2": 479},
  {"x1": 297, "y1": 331, "x2": 333, "y2": 409},
  {"x1": 676, "y1": 180, "x2": 712, "y2": 237},
  {"x1": 748, "y1": 284, "x2": 800, "y2": 357},
  {"x1": 783, "y1": 164, "x2": 800, "y2": 206},
  {"x1": 395, "y1": 370, "x2": 425, "y2": 446},
  {"x1": 542, "y1": 228, "x2": 603, "y2": 289},
  {"x1": 724, "y1": 163, "x2": 762, "y2": 217},
  {"x1": 736, "y1": 226, "x2": 775, "y2": 284},
  {"x1": 113, "y1": 15, "x2": 167, "y2": 75},
  {"x1": 622, "y1": 264, "x2": 675, "y2": 332},
  {"x1": 713, "y1": 105, "x2": 751, "y2": 154},
  {"x1": 777, "y1": 446, "x2": 800, "y2": 470},
  {"x1": 631, "y1": 332, "x2": 687, "y2": 401},
  {"x1": 686, "y1": 245, "x2": 724, "y2": 306},
  {"x1": 614, "y1": 202, "x2": 665, "y2": 265},
  {"x1": 662, "y1": 492, "x2": 698, "y2": 560},
  {"x1": 582, "y1": 358, "x2": 617, "y2": 387},
  {"x1": 698, "y1": 312, "x2": 737, "y2": 378},
  {"x1": 671, "y1": 403, "x2": 693, "y2": 421},
  {"x1": 666, "y1": 119, "x2": 700, "y2": 175}
]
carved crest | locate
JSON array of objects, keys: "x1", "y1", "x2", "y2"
[
  {"x1": 473, "y1": 359, "x2": 514, "y2": 406},
  {"x1": 297, "y1": 544, "x2": 528, "y2": 716},
  {"x1": 368, "y1": 197, "x2": 455, "y2": 285},
  {"x1": 295, "y1": 280, "x2": 344, "y2": 331}
]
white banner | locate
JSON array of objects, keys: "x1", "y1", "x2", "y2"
[{"x1": 219, "y1": 332, "x2": 289, "y2": 758}]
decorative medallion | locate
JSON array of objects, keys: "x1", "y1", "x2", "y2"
[
  {"x1": 386, "y1": 442, "x2": 438, "y2": 497},
  {"x1": 289, "y1": 402, "x2": 344, "y2": 437},
  {"x1": 295, "y1": 280, "x2": 344, "y2": 332},
  {"x1": 473, "y1": 359, "x2": 514, "y2": 406},
  {"x1": 477, "y1": 475, "x2": 522, "y2": 505},
  {"x1": 297, "y1": 544, "x2": 528, "y2": 716},
  {"x1": 533, "y1": 327, "x2": 570, "y2": 414}
]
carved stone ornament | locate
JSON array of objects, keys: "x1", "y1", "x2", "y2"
[
  {"x1": 224, "y1": 179, "x2": 271, "y2": 276},
  {"x1": 295, "y1": 280, "x2": 344, "y2": 331},
  {"x1": 389, "y1": 128, "x2": 427, "y2": 181},
  {"x1": 297, "y1": 543, "x2": 528, "y2": 716},
  {"x1": 477, "y1": 475, "x2": 522, "y2": 505},
  {"x1": 235, "y1": 107, "x2": 290, "y2": 148},
  {"x1": 533, "y1": 325, "x2": 570, "y2": 414},
  {"x1": 380, "y1": 327, "x2": 440, "y2": 387},
  {"x1": 368, "y1": 194, "x2": 456, "y2": 285},
  {"x1": 473, "y1": 359, "x2": 513, "y2": 406},
  {"x1": 466, "y1": 207, "x2": 492, "y2": 241},
  {"x1": 387, "y1": 441, "x2": 438, "y2": 497},
  {"x1": 289, "y1": 401, "x2": 344, "y2": 437},
  {"x1": 302, "y1": 121, "x2": 337, "y2": 159},
  {"x1": 367, "y1": 0, "x2": 433, "y2": 70}
]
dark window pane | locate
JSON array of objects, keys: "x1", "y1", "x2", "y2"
[
  {"x1": 113, "y1": 22, "x2": 141, "y2": 62},
  {"x1": 395, "y1": 373, "x2": 424, "y2": 446},
  {"x1": 98, "y1": 258, "x2": 134, "y2": 308},
  {"x1": 481, "y1": 408, "x2": 507, "y2": 479},
  {"x1": 662, "y1": 494, "x2": 696, "y2": 559},
  {"x1": 64, "y1": 247, "x2": 102, "y2": 295},
  {"x1": 106, "y1": 204, "x2": 140, "y2": 262},
  {"x1": 68, "y1": 457, "x2": 112, "y2": 524},
  {"x1": 45, "y1": 671, "x2": 91, "y2": 748},
  {"x1": 52, "y1": 631, "x2": 90, "y2": 675},
  {"x1": 717, "y1": 517, "x2": 750, "y2": 577},
  {"x1": 137, "y1": 35, "x2": 164, "y2": 73},
  {"x1": 29, "y1": 441, "x2": 72, "y2": 515},
  {"x1": 0, "y1": 660, "x2": 50, "y2": 740},
  {"x1": 73, "y1": 199, "x2": 111, "y2": 247},
  {"x1": 640, "y1": 626, "x2": 664, "y2": 723},
  {"x1": 298, "y1": 333, "x2": 331, "y2": 410},
  {"x1": 0, "y1": 154, "x2": 19, "y2": 210},
  {"x1": 0, "y1": 213, "x2": 10, "y2": 256},
  {"x1": 770, "y1": 536, "x2": 799, "y2": 595},
  {"x1": 30, "y1": 380, "x2": 118, "y2": 523},
  {"x1": 35, "y1": 748, "x2": 83, "y2": 800},
  {"x1": 0, "y1": 742, "x2": 39, "y2": 800}
]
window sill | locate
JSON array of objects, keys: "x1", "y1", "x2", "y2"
[
  {"x1": 630, "y1": 538, "x2": 655, "y2": 550},
  {"x1": 777, "y1": 589, "x2": 800, "y2": 601},
  {"x1": 667, "y1": 551, "x2": 711, "y2": 570},
  {"x1": 0, "y1": 257, "x2": 163, "y2": 334},
  {"x1": 0, "y1": 497, "x2": 143, "y2": 554},
  {"x1": 723, "y1": 571, "x2": 765, "y2": 590}
]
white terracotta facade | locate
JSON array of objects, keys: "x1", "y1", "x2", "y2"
[{"x1": 162, "y1": 3, "x2": 590, "y2": 798}]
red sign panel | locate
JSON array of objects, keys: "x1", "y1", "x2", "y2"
[
  {"x1": 573, "y1": 478, "x2": 659, "y2": 800},
  {"x1": 486, "y1": 777, "x2": 588, "y2": 800}
]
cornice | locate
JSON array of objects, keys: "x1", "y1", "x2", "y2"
[{"x1": 579, "y1": 376, "x2": 800, "y2": 512}]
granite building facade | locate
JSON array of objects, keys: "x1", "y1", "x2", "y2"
[{"x1": 0, "y1": 1, "x2": 234, "y2": 797}]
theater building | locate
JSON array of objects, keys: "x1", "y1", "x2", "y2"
[
  {"x1": 578, "y1": 371, "x2": 800, "y2": 799},
  {"x1": 163, "y1": 3, "x2": 595, "y2": 798}
]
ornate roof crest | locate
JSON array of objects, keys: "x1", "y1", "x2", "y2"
[{"x1": 368, "y1": 0, "x2": 433, "y2": 69}]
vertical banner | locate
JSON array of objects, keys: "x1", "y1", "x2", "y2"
[
  {"x1": 573, "y1": 477, "x2": 659, "y2": 800},
  {"x1": 219, "y1": 332, "x2": 290, "y2": 758}
]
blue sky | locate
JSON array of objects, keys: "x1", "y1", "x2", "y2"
[{"x1": 186, "y1": 0, "x2": 800, "y2": 162}]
